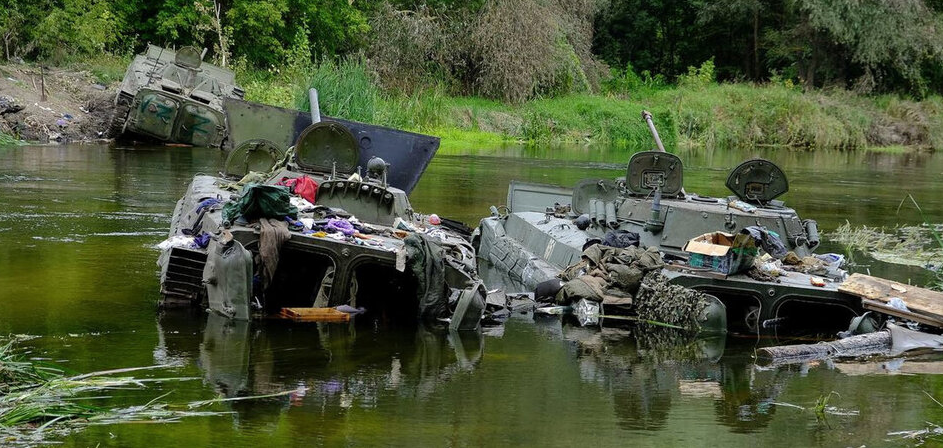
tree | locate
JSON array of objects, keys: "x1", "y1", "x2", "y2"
[
  {"x1": 34, "y1": 0, "x2": 122, "y2": 62},
  {"x1": 195, "y1": 0, "x2": 230, "y2": 67},
  {"x1": 0, "y1": 6, "x2": 23, "y2": 60}
]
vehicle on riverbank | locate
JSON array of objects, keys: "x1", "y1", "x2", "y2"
[
  {"x1": 157, "y1": 92, "x2": 485, "y2": 329},
  {"x1": 108, "y1": 45, "x2": 245, "y2": 147},
  {"x1": 475, "y1": 112, "x2": 943, "y2": 334}
]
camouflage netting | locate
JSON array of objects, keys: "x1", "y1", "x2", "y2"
[
  {"x1": 555, "y1": 244, "x2": 664, "y2": 306},
  {"x1": 634, "y1": 272, "x2": 714, "y2": 331}
]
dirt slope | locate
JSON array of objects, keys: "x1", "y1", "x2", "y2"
[{"x1": 0, "y1": 64, "x2": 117, "y2": 143}]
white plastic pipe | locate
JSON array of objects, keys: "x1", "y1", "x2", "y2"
[{"x1": 309, "y1": 88, "x2": 321, "y2": 124}]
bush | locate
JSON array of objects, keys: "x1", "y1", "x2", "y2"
[
  {"x1": 365, "y1": 0, "x2": 607, "y2": 103},
  {"x1": 295, "y1": 58, "x2": 380, "y2": 124},
  {"x1": 603, "y1": 63, "x2": 643, "y2": 97},
  {"x1": 677, "y1": 58, "x2": 716, "y2": 89}
]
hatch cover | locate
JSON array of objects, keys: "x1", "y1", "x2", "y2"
[
  {"x1": 626, "y1": 151, "x2": 684, "y2": 196},
  {"x1": 294, "y1": 122, "x2": 358, "y2": 174},
  {"x1": 725, "y1": 158, "x2": 788, "y2": 203}
]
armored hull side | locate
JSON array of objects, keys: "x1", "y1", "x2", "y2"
[{"x1": 476, "y1": 178, "x2": 861, "y2": 332}]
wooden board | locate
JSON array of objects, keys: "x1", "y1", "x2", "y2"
[
  {"x1": 839, "y1": 273, "x2": 943, "y2": 327},
  {"x1": 279, "y1": 307, "x2": 351, "y2": 323}
]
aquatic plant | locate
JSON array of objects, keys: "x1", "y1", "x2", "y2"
[
  {"x1": 0, "y1": 131, "x2": 22, "y2": 146},
  {"x1": 829, "y1": 195, "x2": 943, "y2": 290},
  {"x1": 830, "y1": 222, "x2": 943, "y2": 275},
  {"x1": 0, "y1": 337, "x2": 219, "y2": 445}
]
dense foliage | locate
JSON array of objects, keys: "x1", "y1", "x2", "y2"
[{"x1": 2, "y1": 0, "x2": 943, "y2": 99}]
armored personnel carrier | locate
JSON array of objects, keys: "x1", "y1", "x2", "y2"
[
  {"x1": 157, "y1": 92, "x2": 484, "y2": 329},
  {"x1": 475, "y1": 112, "x2": 896, "y2": 333},
  {"x1": 108, "y1": 45, "x2": 245, "y2": 147}
]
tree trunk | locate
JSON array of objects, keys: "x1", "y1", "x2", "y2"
[
  {"x1": 753, "y1": 7, "x2": 759, "y2": 80},
  {"x1": 215, "y1": 1, "x2": 227, "y2": 68}
]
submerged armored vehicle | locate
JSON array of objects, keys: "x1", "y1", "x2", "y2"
[
  {"x1": 109, "y1": 44, "x2": 245, "y2": 147},
  {"x1": 157, "y1": 92, "x2": 484, "y2": 329},
  {"x1": 475, "y1": 112, "x2": 869, "y2": 332}
]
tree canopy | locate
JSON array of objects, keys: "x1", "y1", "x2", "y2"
[{"x1": 2, "y1": 0, "x2": 943, "y2": 98}]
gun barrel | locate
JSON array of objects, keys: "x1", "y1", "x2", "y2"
[{"x1": 642, "y1": 110, "x2": 666, "y2": 152}]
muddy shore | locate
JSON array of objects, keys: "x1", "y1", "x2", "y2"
[{"x1": 0, "y1": 63, "x2": 117, "y2": 143}]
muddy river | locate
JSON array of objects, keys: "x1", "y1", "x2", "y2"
[{"x1": 1, "y1": 143, "x2": 942, "y2": 446}]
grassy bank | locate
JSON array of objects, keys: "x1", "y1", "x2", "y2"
[{"x1": 235, "y1": 60, "x2": 943, "y2": 152}]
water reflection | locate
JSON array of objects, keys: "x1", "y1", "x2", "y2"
[
  {"x1": 2, "y1": 143, "x2": 942, "y2": 446},
  {"x1": 560, "y1": 322, "x2": 797, "y2": 434},
  {"x1": 157, "y1": 312, "x2": 484, "y2": 427}
]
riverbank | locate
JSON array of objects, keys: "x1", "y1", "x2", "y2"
[
  {"x1": 240, "y1": 61, "x2": 943, "y2": 152},
  {"x1": 2, "y1": 56, "x2": 942, "y2": 153},
  {"x1": 0, "y1": 58, "x2": 121, "y2": 143}
]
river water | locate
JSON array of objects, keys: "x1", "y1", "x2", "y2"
[{"x1": 0, "y1": 143, "x2": 942, "y2": 446}]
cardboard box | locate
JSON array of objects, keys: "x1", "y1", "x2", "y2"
[{"x1": 684, "y1": 231, "x2": 757, "y2": 275}]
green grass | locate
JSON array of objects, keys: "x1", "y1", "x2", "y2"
[
  {"x1": 864, "y1": 145, "x2": 911, "y2": 153},
  {"x1": 69, "y1": 53, "x2": 131, "y2": 85},
  {"x1": 232, "y1": 58, "x2": 943, "y2": 152},
  {"x1": 1, "y1": 131, "x2": 20, "y2": 146}
]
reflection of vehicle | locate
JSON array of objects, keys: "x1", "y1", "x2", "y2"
[
  {"x1": 476, "y1": 112, "x2": 863, "y2": 333},
  {"x1": 109, "y1": 45, "x2": 245, "y2": 147},
  {"x1": 158, "y1": 94, "x2": 485, "y2": 329},
  {"x1": 157, "y1": 311, "x2": 482, "y2": 416}
]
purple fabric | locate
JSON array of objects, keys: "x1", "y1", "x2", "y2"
[
  {"x1": 193, "y1": 232, "x2": 212, "y2": 249},
  {"x1": 325, "y1": 218, "x2": 355, "y2": 236},
  {"x1": 195, "y1": 197, "x2": 222, "y2": 213}
]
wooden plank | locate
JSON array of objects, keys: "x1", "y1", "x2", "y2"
[
  {"x1": 278, "y1": 307, "x2": 351, "y2": 323},
  {"x1": 861, "y1": 299, "x2": 943, "y2": 328},
  {"x1": 840, "y1": 273, "x2": 943, "y2": 325}
]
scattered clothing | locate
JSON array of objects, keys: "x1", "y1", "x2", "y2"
[
  {"x1": 405, "y1": 233, "x2": 450, "y2": 321},
  {"x1": 325, "y1": 218, "x2": 355, "y2": 236},
  {"x1": 157, "y1": 235, "x2": 196, "y2": 250},
  {"x1": 193, "y1": 232, "x2": 212, "y2": 249},
  {"x1": 195, "y1": 198, "x2": 222, "y2": 214},
  {"x1": 284, "y1": 216, "x2": 305, "y2": 232},
  {"x1": 277, "y1": 175, "x2": 319, "y2": 204},
  {"x1": 603, "y1": 230, "x2": 640, "y2": 248},
  {"x1": 741, "y1": 226, "x2": 787, "y2": 259},
  {"x1": 259, "y1": 218, "x2": 290, "y2": 289},
  {"x1": 222, "y1": 184, "x2": 298, "y2": 223}
]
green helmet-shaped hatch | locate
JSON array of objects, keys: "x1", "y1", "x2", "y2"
[
  {"x1": 224, "y1": 139, "x2": 285, "y2": 177},
  {"x1": 725, "y1": 158, "x2": 788, "y2": 203},
  {"x1": 626, "y1": 151, "x2": 684, "y2": 196},
  {"x1": 294, "y1": 122, "x2": 359, "y2": 174},
  {"x1": 174, "y1": 46, "x2": 203, "y2": 69}
]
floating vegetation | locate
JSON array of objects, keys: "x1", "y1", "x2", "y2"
[
  {"x1": 829, "y1": 221, "x2": 943, "y2": 271},
  {"x1": 829, "y1": 195, "x2": 943, "y2": 291},
  {"x1": 0, "y1": 337, "x2": 224, "y2": 446}
]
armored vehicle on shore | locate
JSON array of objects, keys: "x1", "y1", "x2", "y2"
[
  {"x1": 157, "y1": 92, "x2": 484, "y2": 330},
  {"x1": 109, "y1": 44, "x2": 245, "y2": 147},
  {"x1": 476, "y1": 112, "x2": 943, "y2": 333}
]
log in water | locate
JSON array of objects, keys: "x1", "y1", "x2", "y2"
[{"x1": 756, "y1": 331, "x2": 891, "y2": 367}]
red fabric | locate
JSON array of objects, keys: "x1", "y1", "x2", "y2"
[{"x1": 277, "y1": 175, "x2": 318, "y2": 203}]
